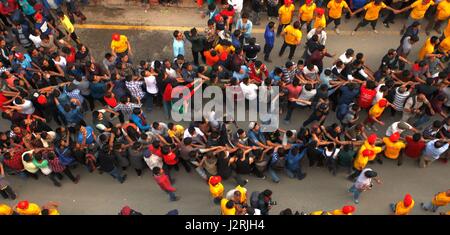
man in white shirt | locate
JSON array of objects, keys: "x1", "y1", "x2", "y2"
[
  {"x1": 302, "y1": 64, "x2": 319, "y2": 81},
  {"x1": 297, "y1": 84, "x2": 317, "y2": 106},
  {"x1": 142, "y1": 70, "x2": 158, "y2": 112},
  {"x1": 240, "y1": 77, "x2": 258, "y2": 101},
  {"x1": 337, "y1": 48, "x2": 355, "y2": 65},
  {"x1": 229, "y1": 0, "x2": 244, "y2": 24},
  {"x1": 385, "y1": 121, "x2": 416, "y2": 136},
  {"x1": 307, "y1": 27, "x2": 327, "y2": 45},
  {"x1": 348, "y1": 167, "x2": 382, "y2": 204}
]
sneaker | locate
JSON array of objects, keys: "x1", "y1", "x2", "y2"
[
  {"x1": 377, "y1": 158, "x2": 383, "y2": 165},
  {"x1": 383, "y1": 23, "x2": 390, "y2": 28},
  {"x1": 264, "y1": 58, "x2": 272, "y2": 63},
  {"x1": 298, "y1": 173, "x2": 307, "y2": 180},
  {"x1": 119, "y1": 174, "x2": 128, "y2": 184},
  {"x1": 335, "y1": 28, "x2": 340, "y2": 34},
  {"x1": 259, "y1": 175, "x2": 266, "y2": 180},
  {"x1": 54, "y1": 181, "x2": 62, "y2": 187},
  {"x1": 283, "y1": 120, "x2": 291, "y2": 125},
  {"x1": 373, "y1": 29, "x2": 378, "y2": 34},
  {"x1": 351, "y1": 31, "x2": 356, "y2": 36},
  {"x1": 354, "y1": 199, "x2": 360, "y2": 204},
  {"x1": 420, "y1": 202, "x2": 427, "y2": 210}
]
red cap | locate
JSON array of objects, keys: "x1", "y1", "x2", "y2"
[
  {"x1": 17, "y1": 200, "x2": 29, "y2": 210},
  {"x1": 378, "y1": 99, "x2": 387, "y2": 108},
  {"x1": 209, "y1": 176, "x2": 222, "y2": 185},
  {"x1": 423, "y1": 0, "x2": 431, "y2": 3},
  {"x1": 284, "y1": 0, "x2": 292, "y2": 4},
  {"x1": 120, "y1": 206, "x2": 132, "y2": 215},
  {"x1": 342, "y1": 205, "x2": 356, "y2": 214},
  {"x1": 37, "y1": 95, "x2": 47, "y2": 105},
  {"x1": 368, "y1": 134, "x2": 377, "y2": 145},
  {"x1": 362, "y1": 149, "x2": 374, "y2": 157},
  {"x1": 34, "y1": 12, "x2": 43, "y2": 21},
  {"x1": 14, "y1": 52, "x2": 24, "y2": 60},
  {"x1": 389, "y1": 132, "x2": 400, "y2": 142},
  {"x1": 403, "y1": 194, "x2": 413, "y2": 207},
  {"x1": 306, "y1": 0, "x2": 313, "y2": 4},
  {"x1": 112, "y1": 33, "x2": 121, "y2": 41},
  {"x1": 214, "y1": 14, "x2": 223, "y2": 22},
  {"x1": 315, "y1": 8, "x2": 325, "y2": 15}
]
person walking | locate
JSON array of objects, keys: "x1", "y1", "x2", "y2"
[
  {"x1": 152, "y1": 167, "x2": 179, "y2": 202},
  {"x1": 390, "y1": 194, "x2": 415, "y2": 215},
  {"x1": 421, "y1": 189, "x2": 450, "y2": 212},
  {"x1": 348, "y1": 168, "x2": 382, "y2": 204}
]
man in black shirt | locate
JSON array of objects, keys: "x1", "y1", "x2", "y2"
[{"x1": 97, "y1": 146, "x2": 127, "y2": 183}]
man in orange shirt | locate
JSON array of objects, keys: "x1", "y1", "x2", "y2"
[
  {"x1": 421, "y1": 189, "x2": 450, "y2": 212},
  {"x1": 326, "y1": 0, "x2": 353, "y2": 34},
  {"x1": 382, "y1": 132, "x2": 406, "y2": 166},
  {"x1": 390, "y1": 194, "x2": 415, "y2": 215}
]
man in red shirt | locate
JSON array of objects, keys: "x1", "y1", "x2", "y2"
[
  {"x1": 284, "y1": 78, "x2": 303, "y2": 124},
  {"x1": 248, "y1": 60, "x2": 269, "y2": 84},
  {"x1": 152, "y1": 167, "x2": 179, "y2": 201},
  {"x1": 358, "y1": 80, "x2": 377, "y2": 109},
  {"x1": 405, "y1": 133, "x2": 426, "y2": 159}
]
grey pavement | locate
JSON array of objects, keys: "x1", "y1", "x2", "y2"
[{"x1": 2, "y1": 6, "x2": 449, "y2": 215}]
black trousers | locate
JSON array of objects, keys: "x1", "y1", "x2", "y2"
[
  {"x1": 179, "y1": 158, "x2": 192, "y2": 173},
  {"x1": 264, "y1": 44, "x2": 273, "y2": 60},
  {"x1": 0, "y1": 14, "x2": 11, "y2": 27},
  {"x1": 192, "y1": 50, "x2": 206, "y2": 66},
  {"x1": 276, "y1": 23, "x2": 290, "y2": 36},
  {"x1": 355, "y1": 19, "x2": 378, "y2": 31},
  {"x1": 279, "y1": 42, "x2": 297, "y2": 60},
  {"x1": 0, "y1": 186, "x2": 16, "y2": 200}
]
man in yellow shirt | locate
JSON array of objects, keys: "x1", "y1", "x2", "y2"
[
  {"x1": 421, "y1": 189, "x2": 450, "y2": 212},
  {"x1": 111, "y1": 33, "x2": 133, "y2": 58},
  {"x1": 277, "y1": 0, "x2": 296, "y2": 36},
  {"x1": 418, "y1": 36, "x2": 440, "y2": 60},
  {"x1": 15, "y1": 200, "x2": 42, "y2": 215},
  {"x1": 278, "y1": 21, "x2": 302, "y2": 61},
  {"x1": 330, "y1": 205, "x2": 356, "y2": 215},
  {"x1": 168, "y1": 122, "x2": 185, "y2": 143},
  {"x1": 299, "y1": 0, "x2": 316, "y2": 33},
  {"x1": 437, "y1": 35, "x2": 450, "y2": 56},
  {"x1": 382, "y1": 132, "x2": 406, "y2": 166},
  {"x1": 351, "y1": 0, "x2": 400, "y2": 35},
  {"x1": 56, "y1": 11, "x2": 80, "y2": 45},
  {"x1": 220, "y1": 198, "x2": 237, "y2": 215},
  {"x1": 313, "y1": 8, "x2": 327, "y2": 29},
  {"x1": 0, "y1": 204, "x2": 14, "y2": 215},
  {"x1": 209, "y1": 175, "x2": 224, "y2": 204},
  {"x1": 399, "y1": 0, "x2": 435, "y2": 34},
  {"x1": 444, "y1": 18, "x2": 450, "y2": 37},
  {"x1": 365, "y1": 98, "x2": 391, "y2": 132},
  {"x1": 327, "y1": 0, "x2": 353, "y2": 34},
  {"x1": 426, "y1": 0, "x2": 450, "y2": 35},
  {"x1": 390, "y1": 194, "x2": 415, "y2": 215}
]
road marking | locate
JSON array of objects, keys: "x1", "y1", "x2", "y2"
[{"x1": 76, "y1": 23, "x2": 403, "y2": 35}]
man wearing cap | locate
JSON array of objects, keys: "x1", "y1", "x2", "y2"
[
  {"x1": 15, "y1": 200, "x2": 42, "y2": 215},
  {"x1": 386, "y1": 121, "x2": 417, "y2": 137},
  {"x1": 299, "y1": 0, "x2": 316, "y2": 33},
  {"x1": 209, "y1": 175, "x2": 224, "y2": 204},
  {"x1": 390, "y1": 194, "x2": 415, "y2": 215},
  {"x1": 277, "y1": 0, "x2": 296, "y2": 36},
  {"x1": 382, "y1": 132, "x2": 406, "y2": 166},
  {"x1": 426, "y1": 0, "x2": 450, "y2": 35},
  {"x1": 330, "y1": 205, "x2": 356, "y2": 215},
  {"x1": 313, "y1": 8, "x2": 327, "y2": 29},
  {"x1": 111, "y1": 33, "x2": 132, "y2": 58},
  {"x1": 348, "y1": 168, "x2": 382, "y2": 204},
  {"x1": 34, "y1": 12, "x2": 54, "y2": 36},
  {"x1": 365, "y1": 98, "x2": 391, "y2": 132},
  {"x1": 357, "y1": 133, "x2": 383, "y2": 163}
]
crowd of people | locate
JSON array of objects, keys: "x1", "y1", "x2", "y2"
[{"x1": 0, "y1": 0, "x2": 449, "y2": 215}]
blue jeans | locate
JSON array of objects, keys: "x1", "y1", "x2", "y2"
[
  {"x1": 422, "y1": 202, "x2": 439, "y2": 212},
  {"x1": 268, "y1": 167, "x2": 281, "y2": 182},
  {"x1": 108, "y1": 167, "x2": 124, "y2": 182},
  {"x1": 146, "y1": 93, "x2": 157, "y2": 111},
  {"x1": 163, "y1": 101, "x2": 171, "y2": 119},
  {"x1": 285, "y1": 101, "x2": 301, "y2": 121},
  {"x1": 349, "y1": 185, "x2": 361, "y2": 201},
  {"x1": 286, "y1": 167, "x2": 305, "y2": 179},
  {"x1": 413, "y1": 115, "x2": 430, "y2": 127},
  {"x1": 390, "y1": 203, "x2": 396, "y2": 212},
  {"x1": 165, "y1": 190, "x2": 177, "y2": 201}
]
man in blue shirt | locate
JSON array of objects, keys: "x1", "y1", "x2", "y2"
[
  {"x1": 76, "y1": 125, "x2": 96, "y2": 146},
  {"x1": 236, "y1": 13, "x2": 253, "y2": 44},
  {"x1": 286, "y1": 144, "x2": 307, "y2": 180},
  {"x1": 338, "y1": 83, "x2": 360, "y2": 105},
  {"x1": 131, "y1": 108, "x2": 150, "y2": 132},
  {"x1": 247, "y1": 122, "x2": 268, "y2": 148},
  {"x1": 264, "y1": 21, "x2": 275, "y2": 62},
  {"x1": 54, "y1": 97, "x2": 83, "y2": 126}
]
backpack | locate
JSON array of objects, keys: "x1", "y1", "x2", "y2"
[
  {"x1": 250, "y1": 191, "x2": 260, "y2": 208},
  {"x1": 336, "y1": 103, "x2": 350, "y2": 120}
]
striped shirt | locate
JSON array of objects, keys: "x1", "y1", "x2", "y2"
[
  {"x1": 66, "y1": 88, "x2": 84, "y2": 104},
  {"x1": 393, "y1": 88, "x2": 410, "y2": 111},
  {"x1": 282, "y1": 67, "x2": 296, "y2": 83},
  {"x1": 114, "y1": 102, "x2": 142, "y2": 116},
  {"x1": 48, "y1": 157, "x2": 65, "y2": 173},
  {"x1": 125, "y1": 80, "x2": 145, "y2": 100}
]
